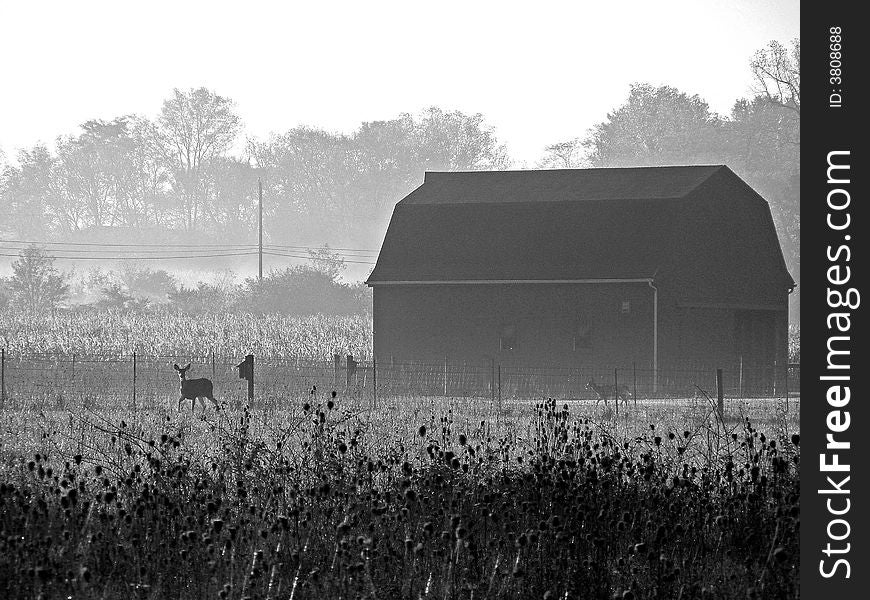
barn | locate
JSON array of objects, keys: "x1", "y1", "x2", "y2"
[{"x1": 366, "y1": 166, "x2": 794, "y2": 395}]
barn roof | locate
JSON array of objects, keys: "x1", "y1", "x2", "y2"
[
  {"x1": 367, "y1": 165, "x2": 791, "y2": 287},
  {"x1": 400, "y1": 165, "x2": 723, "y2": 205}
]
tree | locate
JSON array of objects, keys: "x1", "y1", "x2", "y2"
[
  {"x1": 249, "y1": 126, "x2": 358, "y2": 243},
  {"x1": 751, "y1": 39, "x2": 800, "y2": 116},
  {"x1": 307, "y1": 245, "x2": 347, "y2": 282},
  {"x1": 3, "y1": 146, "x2": 60, "y2": 237},
  {"x1": 250, "y1": 107, "x2": 512, "y2": 251},
  {"x1": 0, "y1": 147, "x2": 11, "y2": 236},
  {"x1": 201, "y1": 156, "x2": 258, "y2": 240},
  {"x1": 95, "y1": 282, "x2": 151, "y2": 312},
  {"x1": 240, "y1": 267, "x2": 363, "y2": 315},
  {"x1": 537, "y1": 139, "x2": 587, "y2": 169},
  {"x1": 7, "y1": 247, "x2": 69, "y2": 312},
  {"x1": 157, "y1": 88, "x2": 242, "y2": 230},
  {"x1": 53, "y1": 118, "x2": 133, "y2": 230},
  {"x1": 583, "y1": 83, "x2": 723, "y2": 167},
  {"x1": 410, "y1": 107, "x2": 512, "y2": 172}
]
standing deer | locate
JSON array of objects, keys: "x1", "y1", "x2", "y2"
[
  {"x1": 586, "y1": 378, "x2": 631, "y2": 408},
  {"x1": 174, "y1": 363, "x2": 219, "y2": 411}
]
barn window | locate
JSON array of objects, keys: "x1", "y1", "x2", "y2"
[
  {"x1": 500, "y1": 324, "x2": 517, "y2": 351},
  {"x1": 621, "y1": 300, "x2": 631, "y2": 314}
]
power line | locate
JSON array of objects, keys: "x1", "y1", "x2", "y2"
[
  {"x1": 0, "y1": 238, "x2": 380, "y2": 255},
  {"x1": 0, "y1": 246, "x2": 377, "y2": 263},
  {"x1": 0, "y1": 251, "x2": 260, "y2": 261},
  {"x1": 263, "y1": 243, "x2": 379, "y2": 254},
  {"x1": 263, "y1": 251, "x2": 376, "y2": 265},
  {"x1": 0, "y1": 238, "x2": 257, "y2": 249},
  {"x1": 0, "y1": 245, "x2": 258, "y2": 255}
]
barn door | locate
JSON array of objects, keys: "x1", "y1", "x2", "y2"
[{"x1": 735, "y1": 310, "x2": 776, "y2": 395}]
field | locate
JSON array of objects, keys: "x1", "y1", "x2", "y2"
[
  {"x1": 0, "y1": 310, "x2": 372, "y2": 358},
  {"x1": 0, "y1": 310, "x2": 799, "y2": 599}
]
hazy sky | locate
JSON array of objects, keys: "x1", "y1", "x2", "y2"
[{"x1": 0, "y1": 0, "x2": 798, "y2": 165}]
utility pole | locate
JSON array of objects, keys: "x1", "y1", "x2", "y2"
[{"x1": 258, "y1": 178, "x2": 264, "y2": 282}]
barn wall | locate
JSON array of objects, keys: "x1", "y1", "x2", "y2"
[
  {"x1": 656, "y1": 288, "x2": 790, "y2": 392},
  {"x1": 659, "y1": 170, "x2": 792, "y2": 379},
  {"x1": 658, "y1": 301, "x2": 736, "y2": 369},
  {"x1": 669, "y1": 171, "x2": 793, "y2": 305},
  {"x1": 373, "y1": 283, "x2": 655, "y2": 370}
]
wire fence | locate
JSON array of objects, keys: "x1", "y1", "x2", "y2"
[{"x1": 0, "y1": 349, "x2": 800, "y2": 412}]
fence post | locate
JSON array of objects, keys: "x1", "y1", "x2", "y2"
[
  {"x1": 716, "y1": 368, "x2": 724, "y2": 419},
  {"x1": 372, "y1": 357, "x2": 377, "y2": 409},
  {"x1": 443, "y1": 356, "x2": 448, "y2": 397},
  {"x1": 211, "y1": 350, "x2": 216, "y2": 377},
  {"x1": 248, "y1": 354, "x2": 255, "y2": 405},
  {"x1": 738, "y1": 355, "x2": 744, "y2": 398},
  {"x1": 1, "y1": 348, "x2": 5, "y2": 406},
  {"x1": 132, "y1": 352, "x2": 137, "y2": 410},
  {"x1": 346, "y1": 355, "x2": 355, "y2": 389},
  {"x1": 333, "y1": 353, "x2": 341, "y2": 388},
  {"x1": 236, "y1": 354, "x2": 254, "y2": 407},
  {"x1": 772, "y1": 359, "x2": 777, "y2": 397}
]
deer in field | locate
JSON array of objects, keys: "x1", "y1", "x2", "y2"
[
  {"x1": 174, "y1": 363, "x2": 219, "y2": 411},
  {"x1": 586, "y1": 377, "x2": 631, "y2": 408}
]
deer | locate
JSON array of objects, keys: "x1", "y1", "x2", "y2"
[
  {"x1": 173, "y1": 363, "x2": 219, "y2": 411},
  {"x1": 586, "y1": 377, "x2": 631, "y2": 408}
]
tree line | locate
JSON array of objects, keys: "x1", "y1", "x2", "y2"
[
  {"x1": 0, "y1": 40, "x2": 799, "y2": 291},
  {"x1": 0, "y1": 246, "x2": 366, "y2": 315}
]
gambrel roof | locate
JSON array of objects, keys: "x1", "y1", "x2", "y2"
[{"x1": 367, "y1": 165, "x2": 793, "y2": 298}]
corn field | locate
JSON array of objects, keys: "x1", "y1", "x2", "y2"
[{"x1": 0, "y1": 310, "x2": 372, "y2": 358}]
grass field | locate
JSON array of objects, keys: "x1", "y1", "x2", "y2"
[
  {"x1": 0, "y1": 308, "x2": 799, "y2": 598},
  {"x1": 0, "y1": 390, "x2": 799, "y2": 599}
]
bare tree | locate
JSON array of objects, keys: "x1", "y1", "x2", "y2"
[
  {"x1": 4, "y1": 146, "x2": 64, "y2": 236},
  {"x1": 157, "y1": 88, "x2": 242, "y2": 230},
  {"x1": 307, "y1": 245, "x2": 347, "y2": 281},
  {"x1": 751, "y1": 39, "x2": 800, "y2": 116},
  {"x1": 537, "y1": 139, "x2": 587, "y2": 169}
]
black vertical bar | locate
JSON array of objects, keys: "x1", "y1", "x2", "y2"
[
  {"x1": 248, "y1": 354, "x2": 255, "y2": 405},
  {"x1": 803, "y1": 9, "x2": 865, "y2": 597}
]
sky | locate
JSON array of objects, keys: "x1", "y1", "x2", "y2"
[{"x1": 0, "y1": 0, "x2": 799, "y2": 166}]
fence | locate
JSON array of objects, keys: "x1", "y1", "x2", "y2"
[{"x1": 0, "y1": 349, "x2": 800, "y2": 411}]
